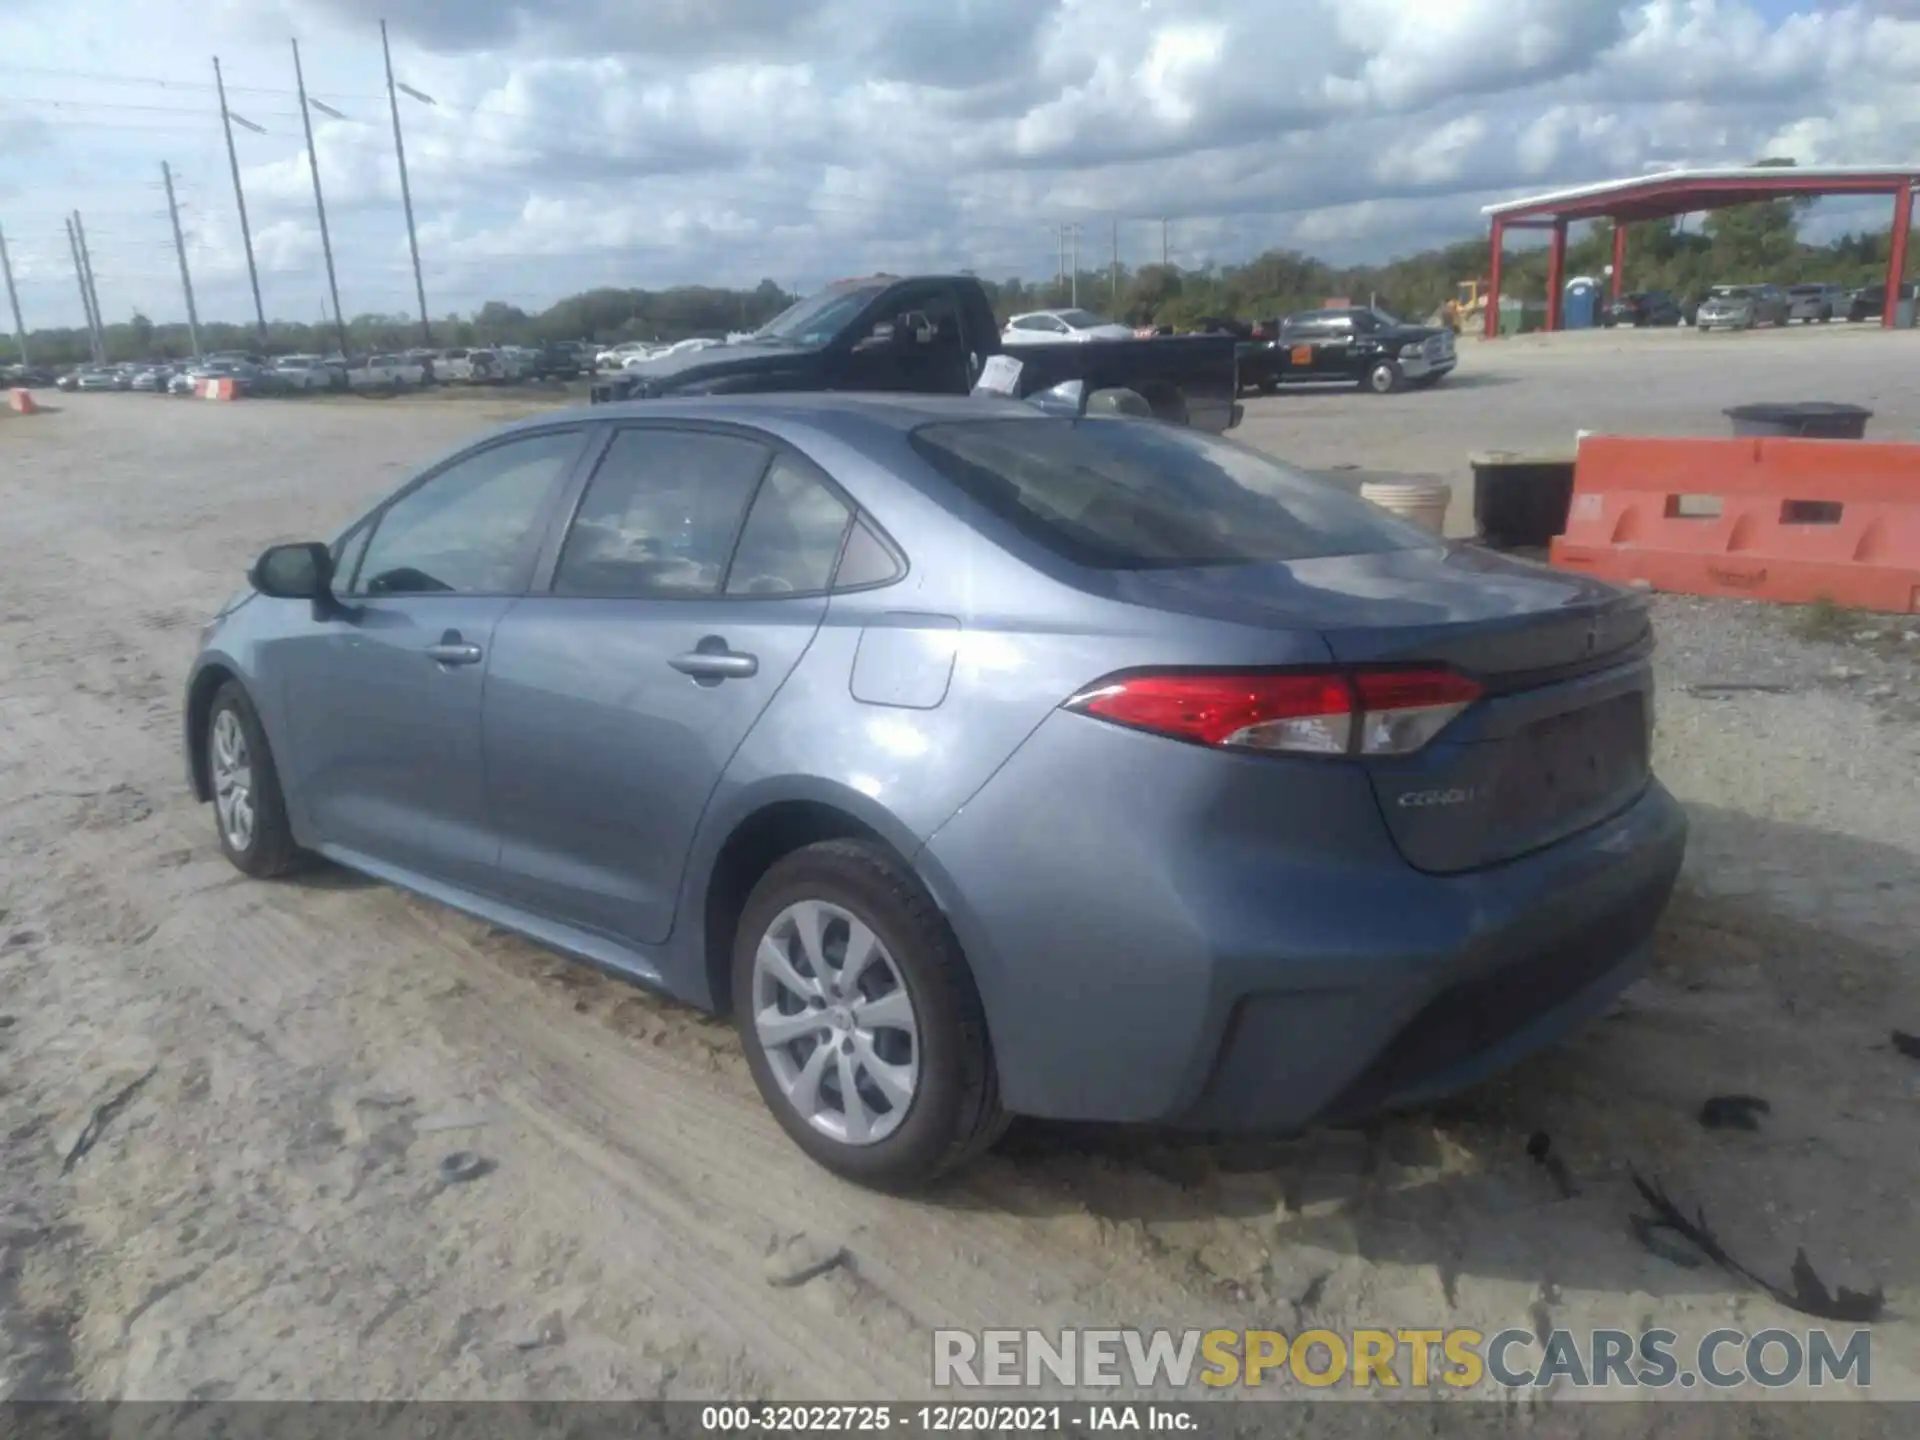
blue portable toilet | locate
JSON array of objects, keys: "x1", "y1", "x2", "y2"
[{"x1": 1563, "y1": 276, "x2": 1599, "y2": 330}]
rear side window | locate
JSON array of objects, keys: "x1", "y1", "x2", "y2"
[
  {"x1": 724, "y1": 456, "x2": 852, "y2": 596},
  {"x1": 554, "y1": 428, "x2": 772, "y2": 597},
  {"x1": 909, "y1": 419, "x2": 1430, "y2": 569}
]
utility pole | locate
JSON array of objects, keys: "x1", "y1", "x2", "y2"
[
  {"x1": 1111, "y1": 219, "x2": 1120, "y2": 308},
  {"x1": 1161, "y1": 218, "x2": 1170, "y2": 268},
  {"x1": 162, "y1": 163, "x2": 203, "y2": 361},
  {"x1": 73, "y1": 212, "x2": 105, "y2": 361},
  {"x1": 0, "y1": 223, "x2": 27, "y2": 365},
  {"x1": 214, "y1": 57, "x2": 270, "y2": 346},
  {"x1": 65, "y1": 218, "x2": 99, "y2": 363},
  {"x1": 1068, "y1": 223, "x2": 1080, "y2": 307},
  {"x1": 292, "y1": 39, "x2": 350, "y2": 359},
  {"x1": 380, "y1": 20, "x2": 432, "y2": 348},
  {"x1": 1055, "y1": 225, "x2": 1066, "y2": 295}
]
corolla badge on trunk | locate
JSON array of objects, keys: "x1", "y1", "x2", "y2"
[{"x1": 1396, "y1": 786, "x2": 1481, "y2": 808}]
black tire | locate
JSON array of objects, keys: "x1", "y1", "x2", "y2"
[
  {"x1": 732, "y1": 839, "x2": 1005, "y2": 1190},
  {"x1": 206, "y1": 680, "x2": 307, "y2": 879},
  {"x1": 1257, "y1": 375, "x2": 1279, "y2": 394},
  {"x1": 1364, "y1": 359, "x2": 1403, "y2": 394}
]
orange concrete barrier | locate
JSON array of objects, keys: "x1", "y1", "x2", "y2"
[
  {"x1": 1551, "y1": 435, "x2": 1920, "y2": 614},
  {"x1": 6, "y1": 387, "x2": 36, "y2": 414},
  {"x1": 196, "y1": 376, "x2": 238, "y2": 401}
]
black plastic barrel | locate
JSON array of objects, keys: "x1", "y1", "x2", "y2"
[
  {"x1": 1471, "y1": 453, "x2": 1577, "y2": 550},
  {"x1": 1724, "y1": 402, "x2": 1873, "y2": 440}
]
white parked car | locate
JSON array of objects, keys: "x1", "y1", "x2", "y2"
[
  {"x1": 347, "y1": 353, "x2": 426, "y2": 388},
  {"x1": 620, "y1": 337, "x2": 722, "y2": 371},
  {"x1": 492, "y1": 346, "x2": 538, "y2": 381},
  {"x1": 272, "y1": 355, "x2": 339, "y2": 391},
  {"x1": 1001, "y1": 308, "x2": 1138, "y2": 345},
  {"x1": 595, "y1": 341, "x2": 658, "y2": 369}
]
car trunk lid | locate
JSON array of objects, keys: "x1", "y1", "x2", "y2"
[{"x1": 1111, "y1": 545, "x2": 1655, "y2": 873}]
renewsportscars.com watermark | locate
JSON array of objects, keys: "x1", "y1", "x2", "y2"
[{"x1": 933, "y1": 1327, "x2": 1873, "y2": 1393}]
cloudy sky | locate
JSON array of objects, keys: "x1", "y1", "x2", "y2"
[{"x1": 2, "y1": 0, "x2": 1918, "y2": 332}]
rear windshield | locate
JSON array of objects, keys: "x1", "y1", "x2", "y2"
[{"x1": 909, "y1": 418, "x2": 1432, "y2": 569}]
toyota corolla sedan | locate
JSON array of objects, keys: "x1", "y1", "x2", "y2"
[{"x1": 184, "y1": 393, "x2": 1686, "y2": 1189}]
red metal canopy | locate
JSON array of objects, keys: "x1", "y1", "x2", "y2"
[{"x1": 1477, "y1": 166, "x2": 1917, "y2": 336}]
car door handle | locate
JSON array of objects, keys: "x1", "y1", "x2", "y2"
[
  {"x1": 670, "y1": 646, "x2": 758, "y2": 681},
  {"x1": 425, "y1": 641, "x2": 483, "y2": 666}
]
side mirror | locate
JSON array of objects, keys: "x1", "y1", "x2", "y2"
[{"x1": 250, "y1": 541, "x2": 333, "y2": 600}]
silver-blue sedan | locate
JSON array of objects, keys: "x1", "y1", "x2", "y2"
[{"x1": 184, "y1": 393, "x2": 1686, "y2": 1189}]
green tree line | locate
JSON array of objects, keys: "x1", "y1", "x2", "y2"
[{"x1": 4, "y1": 197, "x2": 1904, "y2": 368}]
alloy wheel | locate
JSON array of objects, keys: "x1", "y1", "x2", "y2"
[
  {"x1": 749, "y1": 899, "x2": 921, "y2": 1146},
  {"x1": 210, "y1": 708, "x2": 256, "y2": 853}
]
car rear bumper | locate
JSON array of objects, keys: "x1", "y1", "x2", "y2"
[{"x1": 919, "y1": 711, "x2": 1687, "y2": 1130}]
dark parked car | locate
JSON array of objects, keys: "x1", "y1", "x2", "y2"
[
  {"x1": 528, "y1": 342, "x2": 584, "y2": 381},
  {"x1": 1602, "y1": 291, "x2": 1682, "y2": 328},
  {"x1": 1847, "y1": 282, "x2": 1915, "y2": 323},
  {"x1": 1246, "y1": 307, "x2": 1457, "y2": 393},
  {"x1": 184, "y1": 392, "x2": 1685, "y2": 1188},
  {"x1": 2, "y1": 364, "x2": 59, "y2": 388},
  {"x1": 590, "y1": 274, "x2": 1242, "y2": 433}
]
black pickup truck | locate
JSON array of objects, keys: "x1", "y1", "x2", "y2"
[
  {"x1": 1236, "y1": 306, "x2": 1457, "y2": 394},
  {"x1": 590, "y1": 274, "x2": 1241, "y2": 431}
]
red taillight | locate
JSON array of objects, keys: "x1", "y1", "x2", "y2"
[
  {"x1": 1064, "y1": 668, "x2": 1482, "y2": 757},
  {"x1": 1250, "y1": 324, "x2": 1270, "y2": 339}
]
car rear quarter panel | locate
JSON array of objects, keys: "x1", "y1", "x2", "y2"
[{"x1": 699, "y1": 412, "x2": 1336, "y2": 984}]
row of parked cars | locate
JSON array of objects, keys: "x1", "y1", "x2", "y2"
[
  {"x1": 1606, "y1": 282, "x2": 1913, "y2": 330},
  {"x1": 39, "y1": 341, "x2": 605, "y2": 398}
]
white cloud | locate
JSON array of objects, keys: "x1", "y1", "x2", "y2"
[{"x1": 0, "y1": 0, "x2": 1916, "y2": 330}]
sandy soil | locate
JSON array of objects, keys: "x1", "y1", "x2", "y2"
[{"x1": 1, "y1": 382, "x2": 1917, "y2": 1426}]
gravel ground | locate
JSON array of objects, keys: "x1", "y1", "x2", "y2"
[{"x1": 1, "y1": 376, "x2": 1917, "y2": 1426}]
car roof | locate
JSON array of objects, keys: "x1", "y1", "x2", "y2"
[{"x1": 494, "y1": 391, "x2": 1049, "y2": 443}]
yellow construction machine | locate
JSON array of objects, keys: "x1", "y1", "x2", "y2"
[{"x1": 1434, "y1": 279, "x2": 1489, "y2": 334}]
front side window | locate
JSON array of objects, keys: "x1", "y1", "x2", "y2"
[
  {"x1": 910, "y1": 418, "x2": 1431, "y2": 570},
  {"x1": 331, "y1": 521, "x2": 373, "y2": 591},
  {"x1": 753, "y1": 284, "x2": 888, "y2": 346},
  {"x1": 553, "y1": 428, "x2": 772, "y2": 598},
  {"x1": 354, "y1": 429, "x2": 584, "y2": 596}
]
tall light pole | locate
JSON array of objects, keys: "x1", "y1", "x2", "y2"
[
  {"x1": 65, "y1": 217, "x2": 100, "y2": 363},
  {"x1": 0, "y1": 222, "x2": 27, "y2": 365},
  {"x1": 163, "y1": 163, "x2": 203, "y2": 360},
  {"x1": 214, "y1": 57, "x2": 270, "y2": 346},
  {"x1": 292, "y1": 38, "x2": 350, "y2": 359},
  {"x1": 73, "y1": 212, "x2": 105, "y2": 361},
  {"x1": 380, "y1": 19, "x2": 434, "y2": 347}
]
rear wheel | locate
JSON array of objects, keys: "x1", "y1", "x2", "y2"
[
  {"x1": 1365, "y1": 359, "x2": 1403, "y2": 395},
  {"x1": 1258, "y1": 375, "x2": 1280, "y2": 394},
  {"x1": 732, "y1": 840, "x2": 1005, "y2": 1190}
]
